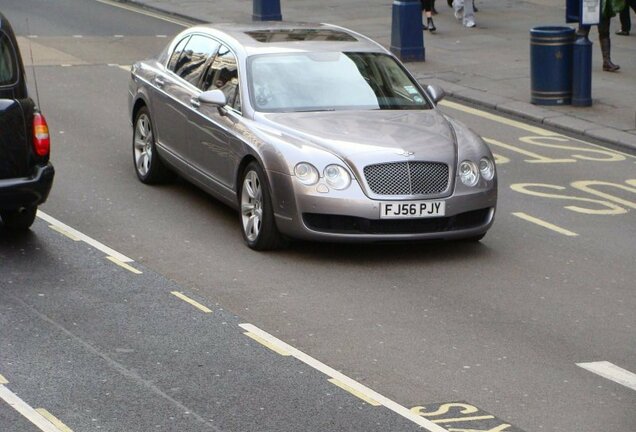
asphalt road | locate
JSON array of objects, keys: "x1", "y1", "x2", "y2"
[{"x1": 1, "y1": 0, "x2": 635, "y2": 431}]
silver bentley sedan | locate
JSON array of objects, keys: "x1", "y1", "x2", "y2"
[{"x1": 128, "y1": 22, "x2": 497, "y2": 250}]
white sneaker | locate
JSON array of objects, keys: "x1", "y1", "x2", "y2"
[
  {"x1": 454, "y1": 8, "x2": 463, "y2": 20},
  {"x1": 464, "y1": 19, "x2": 476, "y2": 28}
]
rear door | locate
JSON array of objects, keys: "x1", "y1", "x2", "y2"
[{"x1": 0, "y1": 30, "x2": 29, "y2": 180}]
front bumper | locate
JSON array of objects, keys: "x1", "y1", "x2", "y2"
[
  {"x1": 0, "y1": 163, "x2": 55, "y2": 211},
  {"x1": 269, "y1": 170, "x2": 497, "y2": 242}
]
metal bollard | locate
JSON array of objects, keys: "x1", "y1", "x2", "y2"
[
  {"x1": 572, "y1": 31, "x2": 593, "y2": 106},
  {"x1": 253, "y1": 0, "x2": 282, "y2": 21},
  {"x1": 390, "y1": 0, "x2": 425, "y2": 62}
]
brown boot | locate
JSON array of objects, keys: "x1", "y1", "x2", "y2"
[{"x1": 600, "y1": 38, "x2": 620, "y2": 72}]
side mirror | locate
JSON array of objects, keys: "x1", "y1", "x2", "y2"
[
  {"x1": 425, "y1": 84, "x2": 446, "y2": 104},
  {"x1": 198, "y1": 89, "x2": 227, "y2": 106}
]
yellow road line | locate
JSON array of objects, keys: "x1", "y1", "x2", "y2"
[
  {"x1": 38, "y1": 211, "x2": 134, "y2": 263},
  {"x1": 328, "y1": 378, "x2": 381, "y2": 406},
  {"x1": 170, "y1": 291, "x2": 212, "y2": 314},
  {"x1": 512, "y1": 212, "x2": 579, "y2": 237},
  {"x1": 35, "y1": 409, "x2": 74, "y2": 432},
  {"x1": 48, "y1": 225, "x2": 81, "y2": 241},
  {"x1": 0, "y1": 374, "x2": 8, "y2": 384},
  {"x1": 94, "y1": 0, "x2": 191, "y2": 27},
  {"x1": 244, "y1": 332, "x2": 291, "y2": 356},
  {"x1": 106, "y1": 256, "x2": 143, "y2": 274},
  {"x1": 439, "y1": 100, "x2": 555, "y2": 136}
]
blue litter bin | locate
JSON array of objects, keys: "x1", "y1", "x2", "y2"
[{"x1": 530, "y1": 26, "x2": 575, "y2": 105}]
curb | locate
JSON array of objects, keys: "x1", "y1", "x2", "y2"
[{"x1": 115, "y1": 0, "x2": 636, "y2": 154}]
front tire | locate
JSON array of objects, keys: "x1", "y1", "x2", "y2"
[
  {"x1": 1, "y1": 206, "x2": 37, "y2": 231},
  {"x1": 239, "y1": 162, "x2": 285, "y2": 250},
  {"x1": 133, "y1": 107, "x2": 171, "y2": 184}
]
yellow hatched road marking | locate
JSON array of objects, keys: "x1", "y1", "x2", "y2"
[
  {"x1": 170, "y1": 291, "x2": 212, "y2": 314},
  {"x1": 328, "y1": 378, "x2": 381, "y2": 406},
  {"x1": 35, "y1": 409, "x2": 74, "y2": 432},
  {"x1": 244, "y1": 332, "x2": 291, "y2": 356},
  {"x1": 0, "y1": 374, "x2": 8, "y2": 384},
  {"x1": 106, "y1": 256, "x2": 143, "y2": 274},
  {"x1": 512, "y1": 212, "x2": 578, "y2": 237}
]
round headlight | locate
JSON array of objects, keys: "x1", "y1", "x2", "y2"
[
  {"x1": 323, "y1": 164, "x2": 351, "y2": 190},
  {"x1": 459, "y1": 160, "x2": 479, "y2": 187},
  {"x1": 294, "y1": 162, "x2": 319, "y2": 186},
  {"x1": 479, "y1": 157, "x2": 495, "y2": 181}
]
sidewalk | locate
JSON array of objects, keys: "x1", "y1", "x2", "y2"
[{"x1": 122, "y1": 0, "x2": 636, "y2": 151}]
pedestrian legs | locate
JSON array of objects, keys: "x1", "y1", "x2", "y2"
[{"x1": 453, "y1": 0, "x2": 475, "y2": 27}]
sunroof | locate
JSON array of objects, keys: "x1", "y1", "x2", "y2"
[{"x1": 246, "y1": 29, "x2": 357, "y2": 43}]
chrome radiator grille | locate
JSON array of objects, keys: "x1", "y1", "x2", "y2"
[{"x1": 363, "y1": 161, "x2": 449, "y2": 196}]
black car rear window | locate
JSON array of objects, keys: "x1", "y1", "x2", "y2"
[{"x1": 0, "y1": 32, "x2": 17, "y2": 86}]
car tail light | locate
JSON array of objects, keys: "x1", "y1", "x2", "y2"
[{"x1": 33, "y1": 113, "x2": 50, "y2": 156}]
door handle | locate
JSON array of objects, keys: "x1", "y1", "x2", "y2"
[
  {"x1": 190, "y1": 97, "x2": 200, "y2": 108},
  {"x1": 154, "y1": 76, "x2": 165, "y2": 87}
]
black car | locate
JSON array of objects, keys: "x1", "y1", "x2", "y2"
[{"x1": 0, "y1": 12, "x2": 53, "y2": 230}]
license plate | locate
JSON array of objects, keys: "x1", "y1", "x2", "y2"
[{"x1": 380, "y1": 201, "x2": 445, "y2": 219}]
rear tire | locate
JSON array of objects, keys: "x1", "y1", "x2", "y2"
[
  {"x1": 1, "y1": 206, "x2": 37, "y2": 231},
  {"x1": 133, "y1": 107, "x2": 172, "y2": 184},
  {"x1": 239, "y1": 161, "x2": 285, "y2": 250}
]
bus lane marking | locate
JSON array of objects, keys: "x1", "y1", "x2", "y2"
[
  {"x1": 411, "y1": 402, "x2": 522, "y2": 432},
  {"x1": 238, "y1": 323, "x2": 449, "y2": 432},
  {"x1": 510, "y1": 183, "x2": 629, "y2": 215},
  {"x1": 577, "y1": 361, "x2": 636, "y2": 392},
  {"x1": 512, "y1": 212, "x2": 578, "y2": 237}
]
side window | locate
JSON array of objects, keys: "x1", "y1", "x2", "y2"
[
  {"x1": 172, "y1": 35, "x2": 220, "y2": 87},
  {"x1": 167, "y1": 36, "x2": 190, "y2": 72},
  {"x1": 0, "y1": 33, "x2": 16, "y2": 86},
  {"x1": 201, "y1": 45, "x2": 241, "y2": 111}
]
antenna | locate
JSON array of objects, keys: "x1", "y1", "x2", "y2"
[{"x1": 25, "y1": 18, "x2": 42, "y2": 110}]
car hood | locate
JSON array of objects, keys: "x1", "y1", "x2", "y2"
[{"x1": 259, "y1": 109, "x2": 457, "y2": 164}]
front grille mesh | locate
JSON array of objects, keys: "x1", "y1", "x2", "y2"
[{"x1": 363, "y1": 162, "x2": 449, "y2": 195}]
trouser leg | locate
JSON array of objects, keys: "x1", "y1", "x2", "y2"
[
  {"x1": 598, "y1": 18, "x2": 620, "y2": 71},
  {"x1": 462, "y1": 0, "x2": 475, "y2": 24}
]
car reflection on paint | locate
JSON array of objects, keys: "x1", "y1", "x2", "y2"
[{"x1": 128, "y1": 22, "x2": 497, "y2": 250}]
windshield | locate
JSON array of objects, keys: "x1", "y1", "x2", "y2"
[{"x1": 247, "y1": 52, "x2": 432, "y2": 112}]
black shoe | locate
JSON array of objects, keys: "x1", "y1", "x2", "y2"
[
  {"x1": 428, "y1": 17, "x2": 436, "y2": 32},
  {"x1": 432, "y1": 7, "x2": 438, "y2": 15},
  {"x1": 447, "y1": 0, "x2": 453, "y2": 7},
  {"x1": 615, "y1": 30, "x2": 629, "y2": 36}
]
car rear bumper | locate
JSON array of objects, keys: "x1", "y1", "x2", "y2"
[
  {"x1": 0, "y1": 163, "x2": 55, "y2": 211},
  {"x1": 270, "y1": 170, "x2": 497, "y2": 242}
]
